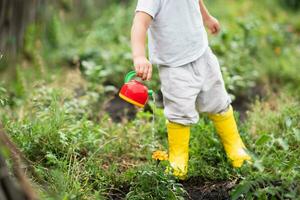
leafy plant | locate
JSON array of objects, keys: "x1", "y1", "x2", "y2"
[
  {"x1": 126, "y1": 167, "x2": 186, "y2": 200},
  {"x1": 0, "y1": 85, "x2": 7, "y2": 106},
  {"x1": 1, "y1": 0, "x2": 300, "y2": 199},
  {"x1": 230, "y1": 93, "x2": 300, "y2": 199},
  {"x1": 279, "y1": 0, "x2": 300, "y2": 10}
]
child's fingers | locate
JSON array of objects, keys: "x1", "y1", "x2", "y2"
[
  {"x1": 142, "y1": 66, "x2": 148, "y2": 80},
  {"x1": 214, "y1": 24, "x2": 220, "y2": 34},
  {"x1": 214, "y1": 27, "x2": 218, "y2": 34},
  {"x1": 135, "y1": 65, "x2": 140, "y2": 75},
  {"x1": 211, "y1": 26, "x2": 218, "y2": 35},
  {"x1": 137, "y1": 65, "x2": 144, "y2": 77},
  {"x1": 147, "y1": 66, "x2": 152, "y2": 80},
  {"x1": 210, "y1": 27, "x2": 216, "y2": 34}
]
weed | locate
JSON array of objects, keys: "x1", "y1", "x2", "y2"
[
  {"x1": 126, "y1": 166, "x2": 186, "y2": 200},
  {"x1": 1, "y1": 0, "x2": 300, "y2": 199}
]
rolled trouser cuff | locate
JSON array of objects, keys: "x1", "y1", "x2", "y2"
[
  {"x1": 208, "y1": 105, "x2": 233, "y2": 122},
  {"x1": 166, "y1": 121, "x2": 190, "y2": 129}
]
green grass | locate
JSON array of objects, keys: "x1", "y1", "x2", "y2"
[
  {"x1": 1, "y1": 0, "x2": 300, "y2": 199},
  {"x1": 2, "y1": 70, "x2": 299, "y2": 199},
  {"x1": 232, "y1": 93, "x2": 300, "y2": 199},
  {"x1": 1, "y1": 80, "x2": 185, "y2": 199}
]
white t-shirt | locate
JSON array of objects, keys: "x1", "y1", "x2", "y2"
[{"x1": 136, "y1": 0, "x2": 208, "y2": 67}]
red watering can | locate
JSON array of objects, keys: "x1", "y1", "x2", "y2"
[{"x1": 119, "y1": 71, "x2": 153, "y2": 108}]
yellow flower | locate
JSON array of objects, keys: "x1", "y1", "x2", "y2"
[{"x1": 152, "y1": 150, "x2": 168, "y2": 161}]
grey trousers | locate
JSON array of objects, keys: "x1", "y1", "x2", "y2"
[{"x1": 158, "y1": 47, "x2": 231, "y2": 125}]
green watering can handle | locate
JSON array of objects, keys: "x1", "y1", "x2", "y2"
[
  {"x1": 124, "y1": 71, "x2": 154, "y2": 96},
  {"x1": 124, "y1": 71, "x2": 137, "y2": 83}
]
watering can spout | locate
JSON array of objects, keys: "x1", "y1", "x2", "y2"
[
  {"x1": 148, "y1": 89, "x2": 154, "y2": 97},
  {"x1": 119, "y1": 71, "x2": 154, "y2": 108}
]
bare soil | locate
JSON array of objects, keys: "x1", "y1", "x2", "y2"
[
  {"x1": 104, "y1": 94, "x2": 137, "y2": 122},
  {"x1": 182, "y1": 178, "x2": 236, "y2": 200}
]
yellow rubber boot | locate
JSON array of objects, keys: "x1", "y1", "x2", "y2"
[
  {"x1": 167, "y1": 122, "x2": 190, "y2": 180},
  {"x1": 208, "y1": 106, "x2": 251, "y2": 168}
]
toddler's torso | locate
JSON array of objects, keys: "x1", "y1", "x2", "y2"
[{"x1": 137, "y1": 0, "x2": 208, "y2": 67}]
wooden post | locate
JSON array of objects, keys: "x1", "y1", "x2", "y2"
[
  {"x1": 0, "y1": 124, "x2": 38, "y2": 200},
  {"x1": 0, "y1": 152, "x2": 27, "y2": 200}
]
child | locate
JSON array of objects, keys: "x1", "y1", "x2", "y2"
[{"x1": 131, "y1": 0, "x2": 251, "y2": 179}]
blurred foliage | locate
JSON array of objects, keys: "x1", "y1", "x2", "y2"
[
  {"x1": 0, "y1": 84, "x2": 8, "y2": 106},
  {"x1": 279, "y1": 0, "x2": 300, "y2": 10},
  {"x1": 0, "y1": 0, "x2": 300, "y2": 199}
]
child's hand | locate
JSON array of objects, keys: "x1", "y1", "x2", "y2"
[
  {"x1": 204, "y1": 15, "x2": 220, "y2": 35},
  {"x1": 133, "y1": 56, "x2": 152, "y2": 81}
]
